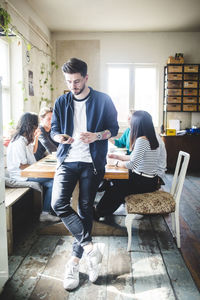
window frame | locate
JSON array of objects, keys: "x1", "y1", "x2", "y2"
[
  {"x1": 133, "y1": 63, "x2": 159, "y2": 127},
  {"x1": 107, "y1": 63, "x2": 159, "y2": 128},
  {"x1": 0, "y1": 38, "x2": 11, "y2": 128},
  {"x1": 0, "y1": 37, "x2": 23, "y2": 133}
]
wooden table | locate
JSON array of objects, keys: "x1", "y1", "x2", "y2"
[
  {"x1": 21, "y1": 155, "x2": 129, "y2": 236},
  {"x1": 21, "y1": 155, "x2": 129, "y2": 180}
]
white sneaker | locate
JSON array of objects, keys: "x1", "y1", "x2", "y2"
[
  {"x1": 39, "y1": 212, "x2": 60, "y2": 222},
  {"x1": 86, "y1": 243, "x2": 103, "y2": 282},
  {"x1": 63, "y1": 261, "x2": 79, "y2": 290},
  {"x1": 133, "y1": 214, "x2": 144, "y2": 220}
]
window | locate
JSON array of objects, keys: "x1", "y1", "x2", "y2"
[
  {"x1": 108, "y1": 66, "x2": 130, "y2": 123},
  {"x1": 0, "y1": 39, "x2": 11, "y2": 127},
  {"x1": 0, "y1": 37, "x2": 23, "y2": 133},
  {"x1": 134, "y1": 66, "x2": 158, "y2": 125},
  {"x1": 107, "y1": 64, "x2": 159, "y2": 127}
]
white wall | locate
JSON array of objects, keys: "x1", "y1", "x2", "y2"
[
  {"x1": 1, "y1": 0, "x2": 53, "y2": 119},
  {"x1": 52, "y1": 31, "x2": 200, "y2": 129},
  {"x1": 53, "y1": 40, "x2": 100, "y2": 100},
  {"x1": 2, "y1": 0, "x2": 200, "y2": 129}
]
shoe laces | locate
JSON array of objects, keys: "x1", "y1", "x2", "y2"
[
  {"x1": 65, "y1": 264, "x2": 78, "y2": 279},
  {"x1": 87, "y1": 258, "x2": 95, "y2": 271},
  {"x1": 87, "y1": 251, "x2": 100, "y2": 270}
]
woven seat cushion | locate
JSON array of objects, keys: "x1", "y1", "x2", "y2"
[{"x1": 125, "y1": 190, "x2": 175, "y2": 214}]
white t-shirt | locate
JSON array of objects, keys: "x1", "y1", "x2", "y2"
[
  {"x1": 7, "y1": 136, "x2": 36, "y2": 181},
  {"x1": 64, "y1": 97, "x2": 92, "y2": 163}
]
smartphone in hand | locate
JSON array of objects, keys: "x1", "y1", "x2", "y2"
[
  {"x1": 55, "y1": 133, "x2": 74, "y2": 144},
  {"x1": 59, "y1": 134, "x2": 70, "y2": 141}
]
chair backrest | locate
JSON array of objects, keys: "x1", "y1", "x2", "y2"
[{"x1": 170, "y1": 151, "x2": 190, "y2": 206}]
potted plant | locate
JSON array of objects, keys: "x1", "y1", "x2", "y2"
[{"x1": 0, "y1": 5, "x2": 11, "y2": 36}]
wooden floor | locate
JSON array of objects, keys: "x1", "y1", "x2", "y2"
[
  {"x1": 0, "y1": 173, "x2": 200, "y2": 300},
  {"x1": 164, "y1": 172, "x2": 200, "y2": 292}
]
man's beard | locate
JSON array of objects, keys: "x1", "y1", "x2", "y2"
[{"x1": 73, "y1": 84, "x2": 85, "y2": 95}]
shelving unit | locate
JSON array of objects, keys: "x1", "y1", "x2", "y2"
[
  {"x1": 162, "y1": 64, "x2": 200, "y2": 170},
  {"x1": 163, "y1": 63, "x2": 200, "y2": 130}
]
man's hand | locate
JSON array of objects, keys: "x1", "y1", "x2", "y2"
[
  {"x1": 80, "y1": 132, "x2": 97, "y2": 144},
  {"x1": 54, "y1": 134, "x2": 74, "y2": 144}
]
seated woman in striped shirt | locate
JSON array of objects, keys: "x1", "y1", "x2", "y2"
[{"x1": 94, "y1": 110, "x2": 160, "y2": 220}]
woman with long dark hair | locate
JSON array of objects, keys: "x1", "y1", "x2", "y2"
[
  {"x1": 94, "y1": 110, "x2": 160, "y2": 220},
  {"x1": 7, "y1": 112, "x2": 59, "y2": 222}
]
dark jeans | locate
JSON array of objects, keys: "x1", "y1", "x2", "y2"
[
  {"x1": 96, "y1": 171, "x2": 158, "y2": 217},
  {"x1": 27, "y1": 177, "x2": 53, "y2": 212},
  {"x1": 51, "y1": 162, "x2": 104, "y2": 259}
]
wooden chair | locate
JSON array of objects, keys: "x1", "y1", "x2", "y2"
[{"x1": 125, "y1": 151, "x2": 190, "y2": 251}]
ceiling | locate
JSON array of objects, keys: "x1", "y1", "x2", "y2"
[{"x1": 27, "y1": 0, "x2": 200, "y2": 32}]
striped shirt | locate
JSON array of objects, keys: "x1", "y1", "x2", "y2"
[{"x1": 125, "y1": 137, "x2": 159, "y2": 176}]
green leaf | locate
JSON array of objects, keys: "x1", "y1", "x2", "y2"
[
  {"x1": 27, "y1": 43, "x2": 31, "y2": 51},
  {"x1": 0, "y1": 6, "x2": 11, "y2": 36}
]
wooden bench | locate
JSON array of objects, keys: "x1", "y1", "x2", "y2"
[
  {"x1": 5, "y1": 187, "x2": 31, "y2": 255},
  {"x1": 4, "y1": 146, "x2": 42, "y2": 255}
]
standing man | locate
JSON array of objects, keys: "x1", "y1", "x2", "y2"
[{"x1": 51, "y1": 58, "x2": 119, "y2": 290}]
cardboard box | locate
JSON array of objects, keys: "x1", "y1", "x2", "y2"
[
  {"x1": 167, "y1": 104, "x2": 181, "y2": 111},
  {"x1": 167, "y1": 56, "x2": 184, "y2": 64},
  {"x1": 183, "y1": 105, "x2": 197, "y2": 112},
  {"x1": 168, "y1": 65, "x2": 183, "y2": 73}
]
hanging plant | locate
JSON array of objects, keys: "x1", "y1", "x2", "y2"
[
  {"x1": 39, "y1": 60, "x2": 58, "y2": 108},
  {"x1": 0, "y1": 5, "x2": 11, "y2": 36},
  {"x1": 18, "y1": 80, "x2": 29, "y2": 102}
]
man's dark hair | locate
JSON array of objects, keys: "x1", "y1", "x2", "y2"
[
  {"x1": 12, "y1": 112, "x2": 38, "y2": 145},
  {"x1": 62, "y1": 58, "x2": 87, "y2": 77},
  {"x1": 130, "y1": 110, "x2": 159, "y2": 150}
]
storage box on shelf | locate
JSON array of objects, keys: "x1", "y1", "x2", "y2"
[
  {"x1": 163, "y1": 64, "x2": 200, "y2": 123},
  {"x1": 167, "y1": 56, "x2": 184, "y2": 64}
]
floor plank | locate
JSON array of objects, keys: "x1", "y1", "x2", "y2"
[
  {"x1": 160, "y1": 251, "x2": 200, "y2": 300},
  {"x1": 30, "y1": 236, "x2": 72, "y2": 300},
  {"x1": 1, "y1": 236, "x2": 60, "y2": 300},
  {"x1": 131, "y1": 251, "x2": 175, "y2": 300},
  {"x1": 106, "y1": 236, "x2": 134, "y2": 300},
  {"x1": 152, "y1": 216, "x2": 200, "y2": 299},
  {"x1": 8, "y1": 221, "x2": 39, "y2": 278},
  {"x1": 164, "y1": 172, "x2": 200, "y2": 291},
  {"x1": 1, "y1": 172, "x2": 200, "y2": 299}
]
